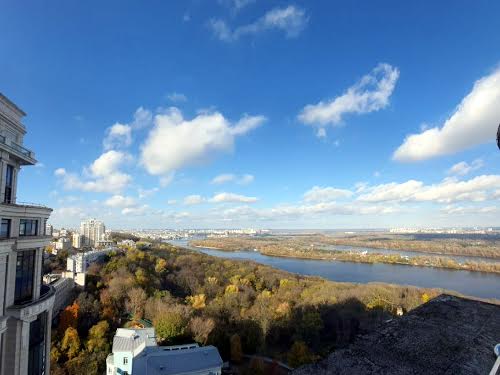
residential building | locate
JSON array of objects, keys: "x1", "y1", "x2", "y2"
[
  {"x1": 80, "y1": 218, "x2": 105, "y2": 247},
  {"x1": 55, "y1": 237, "x2": 70, "y2": 251},
  {"x1": 72, "y1": 233, "x2": 82, "y2": 249},
  {"x1": 65, "y1": 247, "x2": 114, "y2": 287},
  {"x1": 118, "y1": 239, "x2": 136, "y2": 248},
  {"x1": 106, "y1": 328, "x2": 223, "y2": 375},
  {"x1": 45, "y1": 224, "x2": 52, "y2": 237},
  {"x1": 0, "y1": 93, "x2": 54, "y2": 375}
]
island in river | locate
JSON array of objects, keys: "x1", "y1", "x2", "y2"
[{"x1": 189, "y1": 235, "x2": 500, "y2": 274}]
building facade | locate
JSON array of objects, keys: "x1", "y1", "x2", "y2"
[
  {"x1": 80, "y1": 218, "x2": 105, "y2": 247},
  {"x1": 0, "y1": 93, "x2": 54, "y2": 375},
  {"x1": 71, "y1": 233, "x2": 82, "y2": 249}
]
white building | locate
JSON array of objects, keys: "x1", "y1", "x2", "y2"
[
  {"x1": 0, "y1": 93, "x2": 54, "y2": 375},
  {"x1": 72, "y1": 233, "x2": 82, "y2": 249},
  {"x1": 65, "y1": 247, "x2": 113, "y2": 287},
  {"x1": 55, "y1": 237, "x2": 71, "y2": 251},
  {"x1": 118, "y1": 239, "x2": 136, "y2": 248},
  {"x1": 106, "y1": 328, "x2": 223, "y2": 375},
  {"x1": 45, "y1": 224, "x2": 53, "y2": 237},
  {"x1": 80, "y1": 218, "x2": 105, "y2": 247}
]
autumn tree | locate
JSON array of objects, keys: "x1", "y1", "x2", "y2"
[
  {"x1": 189, "y1": 317, "x2": 215, "y2": 345},
  {"x1": 61, "y1": 327, "x2": 81, "y2": 359},
  {"x1": 247, "y1": 357, "x2": 265, "y2": 375},
  {"x1": 59, "y1": 301, "x2": 79, "y2": 336},
  {"x1": 86, "y1": 320, "x2": 110, "y2": 353},
  {"x1": 230, "y1": 334, "x2": 243, "y2": 363},
  {"x1": 287, "y1": 341, "x2": 313, "y2": 368},
  {"x1": 186, "y1": 294, "x2": 206, "y2": 310},
  {"x1": 125, "y1": 287, "x2": 147, "y2": 320}
]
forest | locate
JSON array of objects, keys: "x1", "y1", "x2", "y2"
[
  {"x1": 50, "y1": 242, "x2": 444, "y2": 374},
  {"x1": 190, "y1": 236, "x2": 500, "y2": 274}
]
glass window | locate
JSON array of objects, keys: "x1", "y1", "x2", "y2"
[
  {"x1": 15, "y1": 250, "x2": 36, "y2": 304},
  {"x1": 0, "y1": 219, "x2": 10, "y2": 238},
  {"x1": 4, "y1": 164, "x2": 13, "y2": 203},
  {"x1": 28, "y1": 313, "x2": 46, "y2": 375},
  {"x1": 123, "y1": 357, "x2": 128, "y2": 365},
  {"x1": 20, "y1": 219, "x2": 38, "y2": 236}
]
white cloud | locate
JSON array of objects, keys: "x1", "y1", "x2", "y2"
[
  {"x1": 210, "y1": 5, "x2": 307, "y2": 42},
  {"x1": 105, "y1": 195, "x2": 136, "y2": 208},
  {"x1": 184, "y1": 195, "x2": 204, "y2": 205},
  {"x1": 103, "y1": 123, "x2": 132, "y2": 150},
  {"x1": 303, "y1": 186, "x2": 353, "y2": 203},
  {"x1": 140, "y1": 108, "x2": 265, "y2": 177},
  {"x1": 138, "y1": 187, "x2": 159, "y2": 199},
  {"x1": 298, "y1": 63, "x2": 399, "y2": 136},
  {"x1": 122, "y1": 205, "x2": 150, "y2": 216},
  {"x1": 393, "y1": 67, "x2": 500, "y2": 161},
  {"x1": 131, "y1": 107, "x2": 153, "y2": 130},
  {"x1": 358, "y1": 175, "x2": 500, "y2": 204},
  {"x1": 219, "y1": 0, "x2": 255, "y2": 12},
  {"x1": 167, "y1": 92, "x2": 187, "y2": 103},
  {"x1": 209, "y1": 192, "x2": 258, "y2": 203},
  {"x1": 167, "y1": 199, "x2": 177, "y2": 205},
  {"x1": 447, "y1": 159, "x2": 483, "y2": 176},
  {"x1": 211, "y1": 173, "x2": 254, "y2": 185},
  {"x1": 440, "y1": 205, "x2": 498, "y2": 215},
  {"x1": 55, "y1": 151, "x2": 132, "y2": 193}
]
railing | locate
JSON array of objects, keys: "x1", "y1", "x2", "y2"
[
  {"x1": 1, "y1": 200, "x2": 51, "y2": 209},
  {"x1": 11, "y1": 284, "x2": 55, "y2": 308},
  {"x1": 10, "y1": 141, "x2": 33, "y2": 157},
  {"x1": 0, "y1": 136, "x2": 34, "y2": 159}
]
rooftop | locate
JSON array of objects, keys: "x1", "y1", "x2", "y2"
[
  {"x1": 133, "y1": 345, "x2": 223, "y2": 375},
  {"x1": 112, "y1": 328, "x2": 157, "y2": 353},
  {"x1": 293, "y1": 295, "x2": 500, "y2": 375}
]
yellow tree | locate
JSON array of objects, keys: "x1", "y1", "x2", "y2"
[{"x1": 61, "y1": 327, "x2": 81, "y2": 359}]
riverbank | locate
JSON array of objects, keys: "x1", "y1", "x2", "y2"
[{"x1": 190, "y1": 238, "x2": 500, "y2": 274}]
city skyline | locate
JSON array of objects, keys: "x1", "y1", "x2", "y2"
[{"x1": 1, "y1": 1, "x2": 500, "y2": 229}]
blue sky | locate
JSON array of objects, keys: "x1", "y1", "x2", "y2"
[{"x1": 1, "y1": 0, "x2": 500, "y2": 229}]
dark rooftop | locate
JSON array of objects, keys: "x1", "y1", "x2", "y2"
[{"x1": 293, "y1": 295, "x2": 500, "y2": 375}]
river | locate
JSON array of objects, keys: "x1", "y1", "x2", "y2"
[{"x1": 167, "y1": 239, "x2": 500, "y2": 300}]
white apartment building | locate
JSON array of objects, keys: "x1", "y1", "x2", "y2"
[
  {"x1": 72, "y1": 232, "x2": 82, "y2": 248},
  {"x1": 0, "y1": 93, "x2": 54, "y2": 375},
  {"x1": 45, "y1": 224, "x2": 52, "y2": 237},
  {"x1": 80, "y1": 218, "x2": 105, "y2": 247},
  {"x1": 106, "y1": 328, "x2": 223, "y2": 375}
]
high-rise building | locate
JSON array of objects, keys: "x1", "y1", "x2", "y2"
[
  {"x1": 80, "y1": 218, "x2": 105, "y2": 247},
  {"x1": 72, "y1": 233, "x2": 82, "y2": 249},
  {"x1": 0, "y1": 93, "x2": 54, "y2": 375}
]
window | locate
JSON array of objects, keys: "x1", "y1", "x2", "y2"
[
  {"x1": 123, "y1": 357, "x2": 128, "y2": 365},
  {"x1": 20, "y1": 219, "x2": 38, "y2": 236},
  {"x1": 0, "y1": 219, "x2": 10, "y2": 238},
  {"x1": 4, "y1": 164, "x2": 13, "y2": 203},
  {"x1": 28, "y1": 313, "x2": 46, "y2": 375},
  {"x1": 15, "y1": 249, "x2": 36, "y2": 304},
  {"x1": 43, "y1": 219, "x2": 47, "y2": 235}
]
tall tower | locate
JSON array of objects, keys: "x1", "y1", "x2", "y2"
[
  {"x1": 80, "y1": 218, "x2": 105, "y2": 247},
  {"x1": 0, "y1": 94, "x2": 54, "y2": 375}
]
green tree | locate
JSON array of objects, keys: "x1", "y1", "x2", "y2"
[
  {"x1": 61, "y1": 327, "x2": 81, "y2": 359},
  {"x1": 154, "y1": 312, "x2": 187, "y2": 344}
]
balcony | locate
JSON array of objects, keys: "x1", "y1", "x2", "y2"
[
  {"x1": 6, "y1": 284, "x2": 56, "y2": 321},
  {"x1": 0, "y1": 135, "x2": 36, "y2": 165}
]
